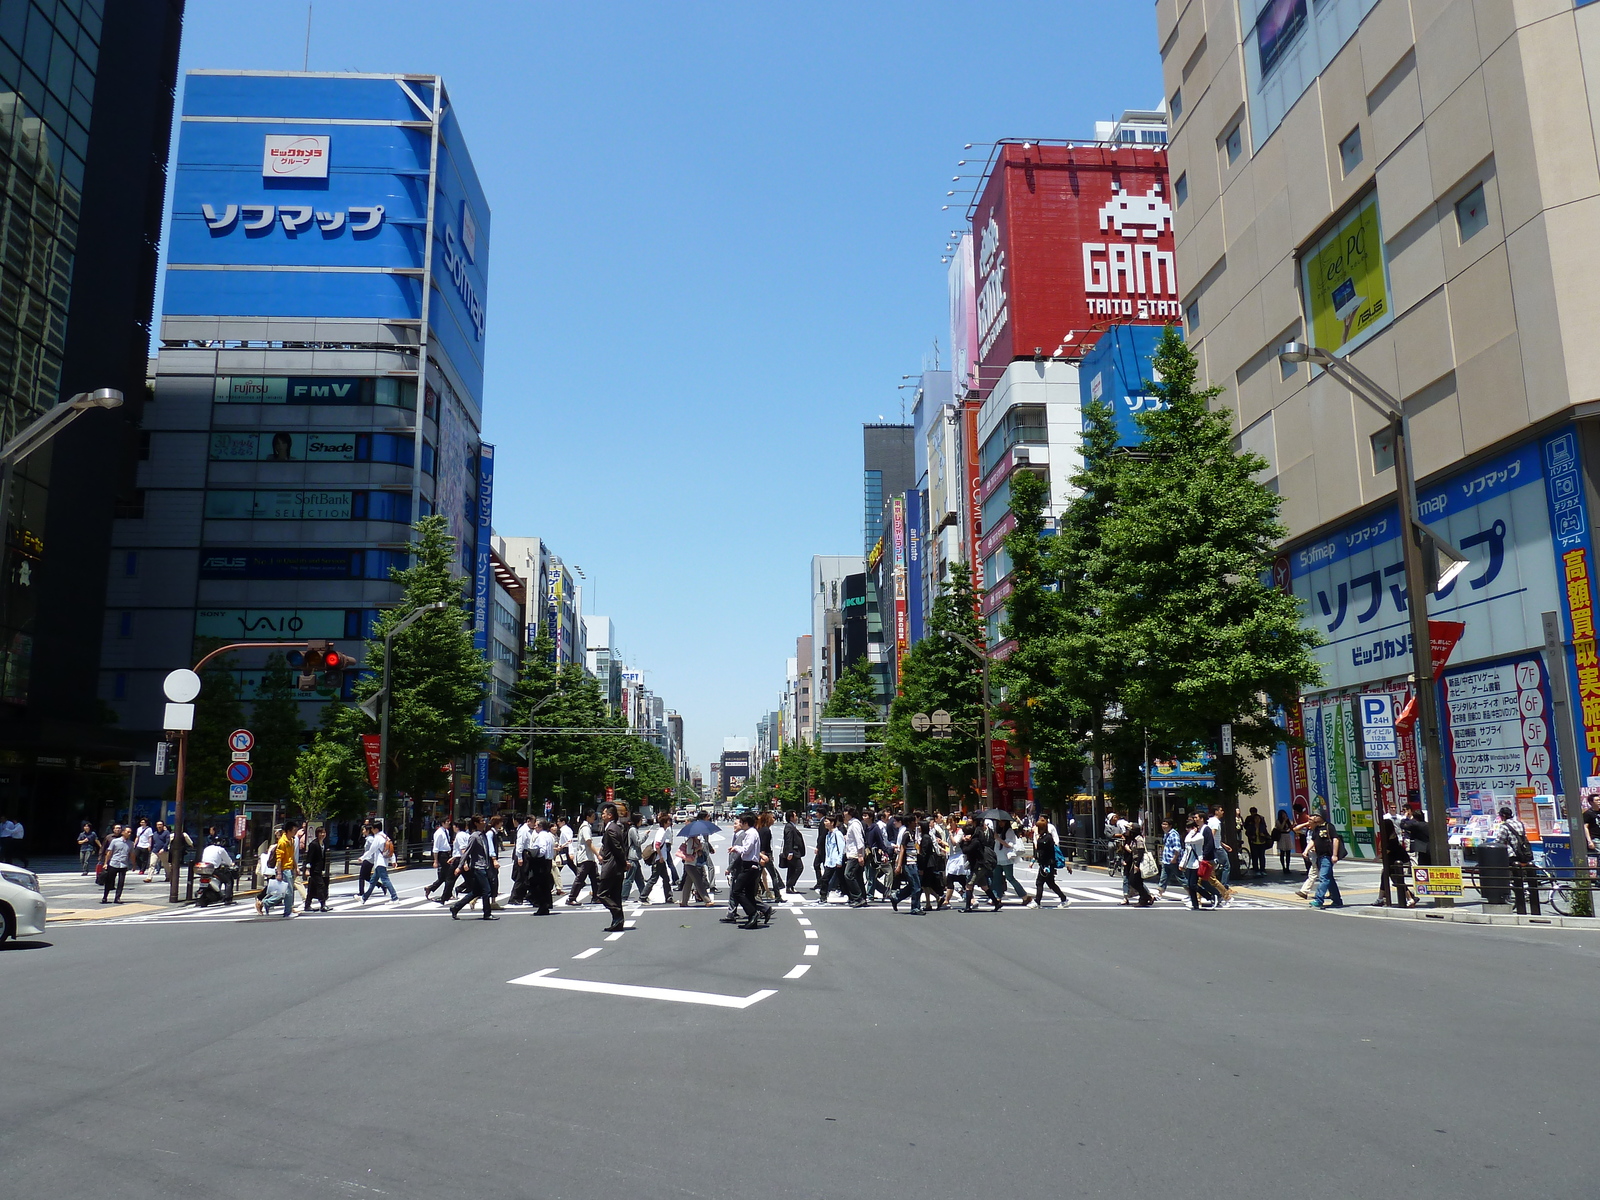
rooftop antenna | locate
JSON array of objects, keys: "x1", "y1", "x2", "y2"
[
  {"x1": 932, "y1": 337, "x2": 942, "y2": 370},
  {"x1": 303, "y1": 4, "x2": 312, "y2": 72}
]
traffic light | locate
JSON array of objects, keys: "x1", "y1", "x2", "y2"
[{"x1": 300, "y1": 640, "x2": 353, "y2": 691}]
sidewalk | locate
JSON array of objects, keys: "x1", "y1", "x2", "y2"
[{"x1": 30, "y1": 854, "x2": 418, "y2": 922}]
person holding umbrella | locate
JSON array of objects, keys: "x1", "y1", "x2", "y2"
[{"x1": 675, "y1": 814, "x2": 719, "y2": 906}]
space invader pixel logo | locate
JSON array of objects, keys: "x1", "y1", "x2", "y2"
[{"x1": 1098, "y1": 181, "x2": 1173, "y2": 240}]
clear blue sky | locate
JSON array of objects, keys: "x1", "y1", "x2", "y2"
[{"x1": 166, "y1": 1, "x2": 1163, "y2": 777}]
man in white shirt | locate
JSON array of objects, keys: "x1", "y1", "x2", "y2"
[
  {"x1": 720, "y1": 812, "x2": 771, "y2": 928},
  {"x1": 1205, "y1": 810, "x2": 1235, "y2": 903},
  {"x1": 555, "y1": 817, "x2": 573, "y2": 891},
  {"x1": 842, "y1": 808, "x2": 867, "y2": 907},
  {"x1": 360, "y1": 820, "x2": 398, "y2": 903},
  {"x1": 641, "y1": 812, "x2": 674, "y2": 903},
  {"x1": 134, "y1": 818, "x2": 155, "y2": 876},
  {"x1": 200, "y1": 839, "x2": 237, "y2": 904},
  {"x1": 529, "y1": 819, "x2": 558, "y2": 913},
  {"x1": 509, "y1": 814, "x2": 537, "y2": 905},
  {"x1": 424, "y1": 818, "x2": 456, "y2": 903},
  {"x1": 564, "y1": 811, "x2": 599, "y2": 905}
]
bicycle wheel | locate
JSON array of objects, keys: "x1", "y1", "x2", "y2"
[{"x1": 1547, "y1": 879, "x2": 1573, "y2": 917}]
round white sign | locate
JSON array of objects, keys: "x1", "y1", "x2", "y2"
[{"x1": 163, "y1": 668, "x2": 202, "y2": 703}]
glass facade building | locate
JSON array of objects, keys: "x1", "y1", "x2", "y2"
[{"x1": 104, "y1": 72, "x2": 492, "y2": 793}]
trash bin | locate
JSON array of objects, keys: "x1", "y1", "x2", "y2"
[{"x1": 1478, "y1": 842, "x2": 1512, "y2": 908}]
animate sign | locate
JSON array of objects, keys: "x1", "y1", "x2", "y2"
[{"x1": 970, "y1": 143, "x2": 1179, "y2": 396}]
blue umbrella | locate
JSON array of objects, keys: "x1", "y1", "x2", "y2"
[{"x1": 677, "y1": 819, "x2": 721, "y2": 839}]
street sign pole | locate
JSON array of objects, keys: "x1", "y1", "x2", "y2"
[{"x1": 1542, "y1": 611, "x2": 1594, "y2": 914}]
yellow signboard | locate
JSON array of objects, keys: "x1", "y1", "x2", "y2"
[
  {"x1": 1412, "y1": 865, "x2": 1463, "y2": 898},
  {"x1": 1303, "y1": 195, "x2": 1391, "y2": 354}
]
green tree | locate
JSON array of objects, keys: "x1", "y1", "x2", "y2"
[
  {"x1": 774, "y1": 737, "x2": 816, "y2": 813},
  {"x1": 249, "y1": 653, "x2": 305, "y2": 808},
  {"x1": 506, "y1": 633, "x2": 619, "y2": 812},
  {"x1": 817, "y1": 656, "x2": 885, "y2": 808},
  {"x1": 1104, "y1": 328, "x2": 1323, "y2": 828},
  {"x1": 995, "y1": 468, "x2": 1089, "y2": 807},
  {"x1": 887, "y1": 568, "x2": 986, "y2": 809},
  {"x1": 350, "y1": 515, "x2": 489, "y2": 803},
  {"x1": 289, "y1": 732, "x2": 365, "y2": 831}
]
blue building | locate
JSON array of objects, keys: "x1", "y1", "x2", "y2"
[
  {"x1": 103, "y1": 71, "x2": 491, "y2": 744},
  {"x1": 1077, "y1": 324, "x2": 1168, "y2": 447}
]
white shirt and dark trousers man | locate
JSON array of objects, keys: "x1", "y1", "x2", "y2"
[{"x1": 722, "y1": 819, "x2": 772, "y2": 930}]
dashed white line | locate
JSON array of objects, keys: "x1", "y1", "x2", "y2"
[
  {"x1": 572, "y1": 947, "x2": 602, "y2": 959},
  {"x1": 803, "y1": 944, "x2": 819, "y2": 956},
  {"x1": 605, "y1": 931, "x2": 625, "y2": 941},
  {"x1": 508, "y1": 969, "x2": 777, "y2": 1009},
  {"x1": 803, "y1": 929, "x2": 818, "y2": 939},
  {"x1": 783, "y1": 964, "x2": 811, "y2": 979},
  {"x1": 796, "y1": 917, "x2": 812, "y2": 926}
]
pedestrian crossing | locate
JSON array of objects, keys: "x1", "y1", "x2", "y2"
[{"x1": 86, "y1": 870, "x2": 1291, "y2": 926}]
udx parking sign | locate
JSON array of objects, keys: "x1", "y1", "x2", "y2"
[{"x1": 1357, "y1": 693, "x2": 1398, "y2": 762}]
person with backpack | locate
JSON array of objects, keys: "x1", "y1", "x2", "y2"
[
  {"x1": 962, "y1": 821, "x2": 999, "y2": 912},
  {"x1": 1375, "y1": 817, "x2": 1415, "y2": 907},
  {"x1": 1032, "y1": 815, "x2": 1072, "y2": 907},
  {"x1": 360, "y1": 820, "x2": 398, "y2": 903},
  {"x1": 1495, "y1": 805, "x2": 1537, "y2": 912}
]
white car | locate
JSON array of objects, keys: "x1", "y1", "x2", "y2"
[{"x1": 0, "y1": 864, "x2": 46, "y2": 942}]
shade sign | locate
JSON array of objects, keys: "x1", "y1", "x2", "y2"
[
  {"x1": 226, "y1": 761, "x2": 253, "y2": 784},
  {"x1": 229, "y1": 729, "x2": 255, "y2": 753},
  {"x1": 1358, "y1": 694, "x2": 1397, "y2": 761}
]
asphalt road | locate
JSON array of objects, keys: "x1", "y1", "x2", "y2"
[{"x1": 3, "y1": 873, "x2": 1596, "y2": 1200}]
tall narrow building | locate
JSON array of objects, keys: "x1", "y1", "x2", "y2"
[{"x1": 0, "y1": 0, "x2": 185, "y2": 847}]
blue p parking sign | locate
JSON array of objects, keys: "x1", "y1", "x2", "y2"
[{"x1": 1358, "y1": 694, "x2": 1398, "y2": 761}]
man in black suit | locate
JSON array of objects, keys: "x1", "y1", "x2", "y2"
[{"x1": 780, "y1": 810, "x2": 806, "y2": 895}]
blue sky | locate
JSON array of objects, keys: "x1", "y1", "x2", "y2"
[{"x1": 166, "y1": 0, "x2": 1163, "y2": 777}]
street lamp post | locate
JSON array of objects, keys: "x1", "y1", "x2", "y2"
[
  {"x1": 372, "y1": 601, "x2": 451, "y2": 837},
  {"x1": 1279, "y1": 343, "x2": 1469, "y2": 882},
  {"x1": 942, "y1": 630, "x2": 994, "y2": 806}
]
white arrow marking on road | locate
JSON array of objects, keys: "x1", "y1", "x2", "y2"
[{"x1": 508, "y1": 969, "x2": 778, "y2": 1009}]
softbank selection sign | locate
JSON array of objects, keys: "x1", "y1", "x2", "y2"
[{"x1": 262, "y1": 135, "x2": 329, "y2": 179}]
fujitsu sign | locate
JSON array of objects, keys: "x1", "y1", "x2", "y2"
[{"x1": 969, "y1": 142, "x2": 1178, "y2": 397}]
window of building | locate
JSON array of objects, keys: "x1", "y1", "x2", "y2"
[
  {"x1": 123, "y1": 551, "x2": 138, "y2": 575},
  {"x1": 115, "y1": 490, "x2": 145, "y2": 519},
  {"x1": 979, "y1": 403, "x2": 1047, "y2": 477},
  {"x1": 1256, "y1": 0, "x2": 1307, "y2": 78},
  {"x1": 1174, "y1": 172, "x2": 1188, "y2": 207},
  {"x1": 1339, "y1": 127, "x2": 1363, "y2": 177},
  {"x1": 118, "y1": 611, "x2": 132, "y2": 638},
  {"x1": 113, "y1": 672, "x2": 126, "y2": 700},
  {"x1": 1455, "y1": 184, "x2": 1488, "y2": 243},
  {"x1": 1371, "y1": 428, "x2": 1395, "y2": 474},
  {"x1": 138, "y1": 430, "x2": 151, "y2": 461},
  {"x1": 1223, "y1": 123, "x2": 1243, "y2": 165},
  {"x1": 1169, "y1": 89, "x2": 1183, "y2": 119},
  {"x1": 1185, "y1": 300, "x2": 1200, "y2": 334}
]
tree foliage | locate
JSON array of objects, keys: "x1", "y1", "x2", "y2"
[
  {"x1": 346, "y1": 514, "x2": 489, "y2": 801},
  {"x1": 886, "y1": 567, "x2": 986, "y2": 808},
  {"x1": 249, "y1": 654, "x2": 304, "y2": 807},
  {"x1": 817, "y1": 656, "x2": 885, "y2": 807}
]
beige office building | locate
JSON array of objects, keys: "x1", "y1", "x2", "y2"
[{"x1": 1159, "y1": 0, "x2": 1600, "y2": 854}]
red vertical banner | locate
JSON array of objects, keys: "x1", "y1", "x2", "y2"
[
  {"x1": 360, "y1": 735, "x2": 381, "y2": 789},
  {"x1": 516, "y1": 767, "x2": 529, "y2": 800},
  {"x1": 1285, "y1": 700, "x2": 1310, "y2": 814},
  {"x1": 963, "y1": 399, "x2": 984, "y2": 611},
  {"x1": 605, "y1": 786, "x2": 614, "y2": 805}
]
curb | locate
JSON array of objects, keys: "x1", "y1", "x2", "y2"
[{"x1": 1346, "y1": 905, "x2": 1596, "y2": 930}]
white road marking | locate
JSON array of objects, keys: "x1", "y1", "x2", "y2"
[
  {"x1": 508, "y1": 969, "x2": 777, "y2": 1010},
  {"x1": 783, "y1": 965, "x2": 810, "y2": 979},
  {"x1": 623, "y1": 920, "x2": 637, "y2": 929},
  {"x1": 572, "y1": 948, "x2": 602, "y2": 959},
  {"x1": 803, "y1": 944, "x2": 818, "y2": 956},
  {"x1": 796, "y1": 917, "x2": 812, "y2": 926},
  {"x1": 605, "y1": 931, "x2": 625, "y2": 941},
  {"x1": 803, "y1": 929, "x2": 818, "y2": 939}
]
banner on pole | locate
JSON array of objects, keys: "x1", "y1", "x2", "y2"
[{"x1": 361, "y1": 735, "x2": 381, "y2": 789}]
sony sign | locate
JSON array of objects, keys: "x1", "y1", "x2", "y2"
[{"x1": 262, "y1": 134, "x2": 330, "y2": 179}]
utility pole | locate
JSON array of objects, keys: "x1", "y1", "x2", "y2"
[
  {"x1": 370, "y1": 601, "x2": 450, "y2": 836},
  {"x1": 943, "y1": 630, "x2": 993, "y2": 806},
  {"x1": 1279, "y1": 344, "x2": 1469, "y2": 896}
]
